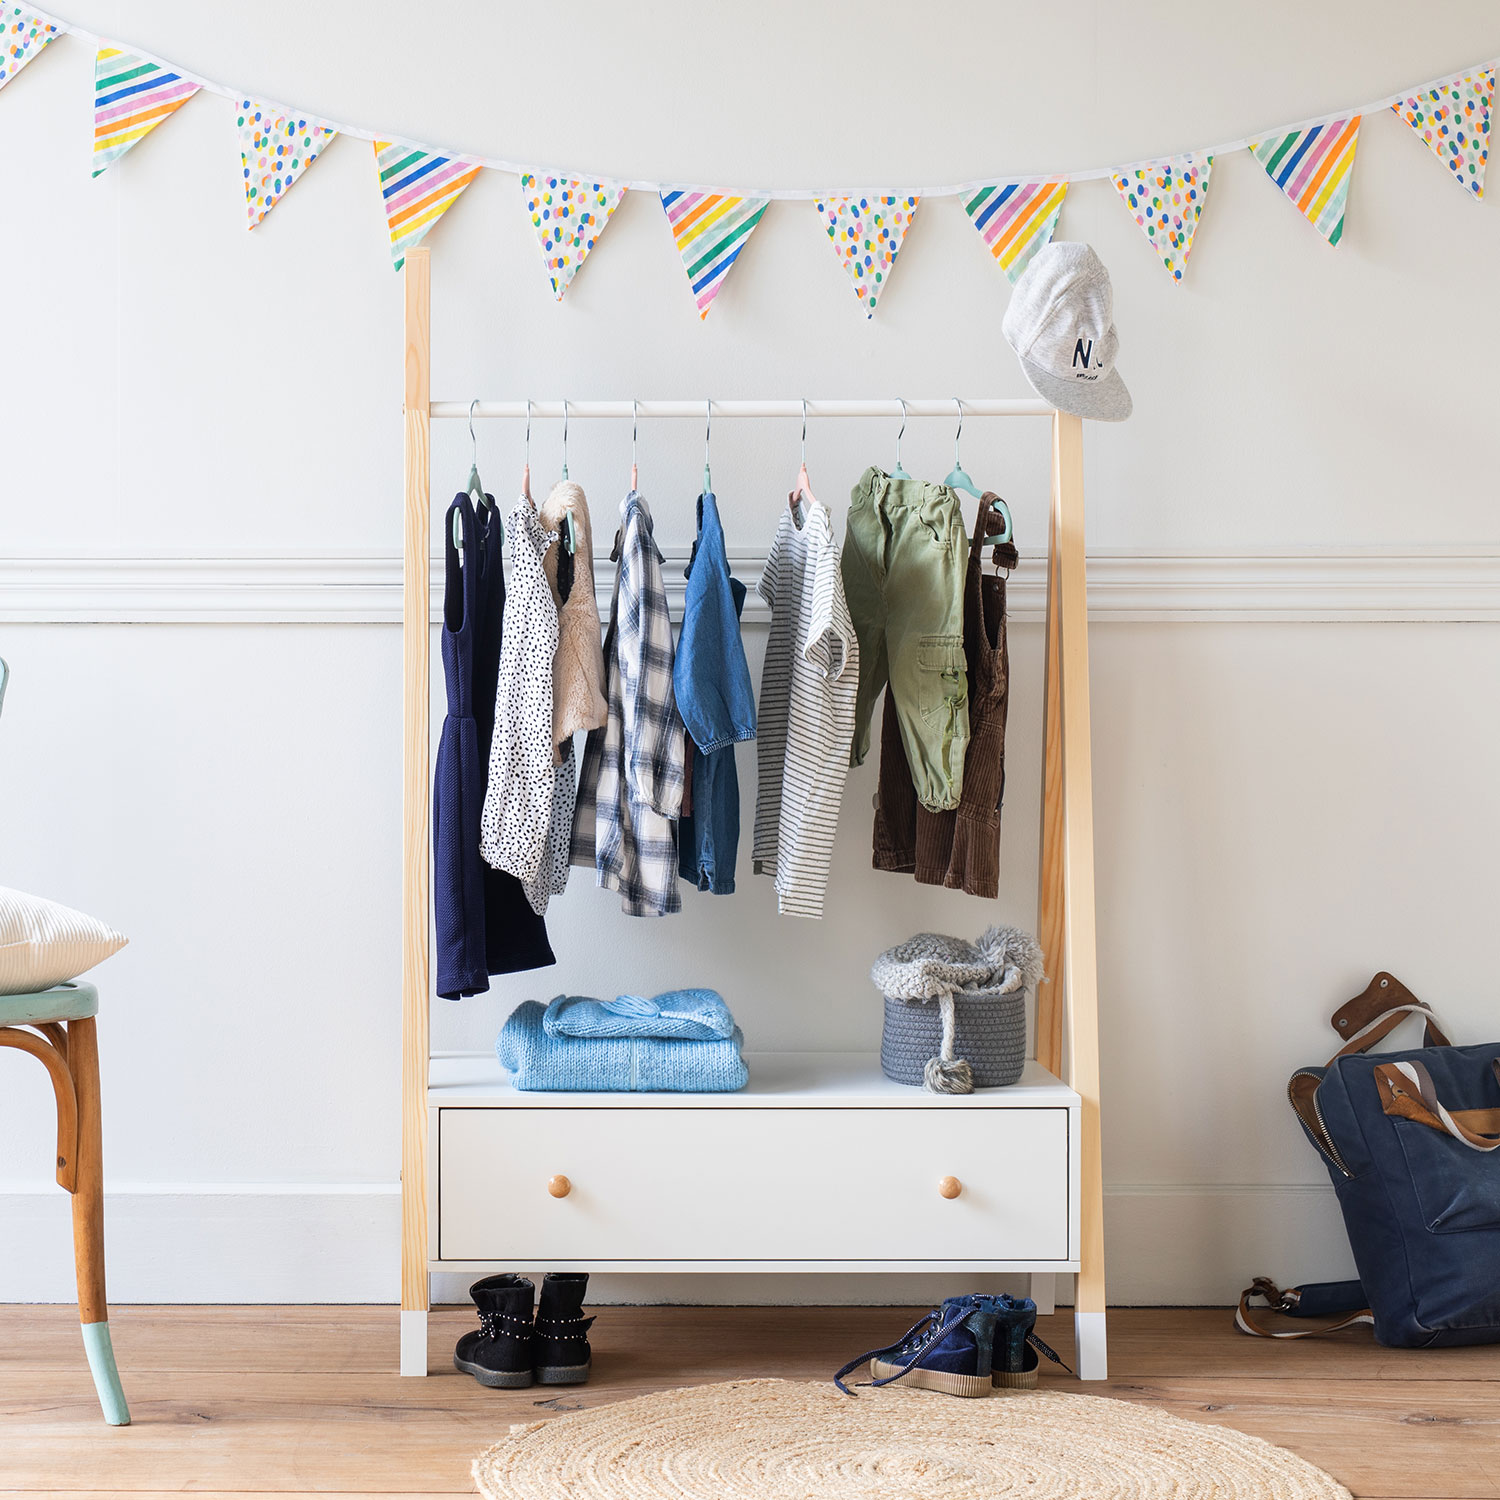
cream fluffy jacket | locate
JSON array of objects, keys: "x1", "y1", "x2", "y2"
[{"x1": 540, "y1": 481, "x2": 608, "y2": 762}]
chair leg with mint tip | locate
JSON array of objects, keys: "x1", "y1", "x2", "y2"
[{"x1": 0, "y1": 981, "x2": 130, "y2": 1425}]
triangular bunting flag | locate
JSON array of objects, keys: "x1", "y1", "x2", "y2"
[
  {"x1": 0, "y1": 7, "x2": 57, "y2": 92},
  {"x1": 660, "y1": 191, "x2": 769, "y2": 319},
  {"x1": 92, "y1": 46, "x2": 200, "y2": 177},
  {"x1": 1391, "y1": 68, "x2": 1494, "y2": 200},
  {"x1": 1251, "y1": 116, "x2": 1360, "y2": 245},
  {"x1": 814, "y1": 195, "x2": 918, "y2": 317},
  {"x1": 1111, "y1": 154, "x2": 1212, "y2": 284},
  {"x1": 961, "y1": 180, "x2": 1067, "y2": 284},
  {"x1": 375, "y1": 141, "x2": 482, "y2": 271},
  {"x1": 236, "y1": 100, "x2": 337, "y2": 229},
  {"x1": 522, "y1": 174, "x2": 627, "y2": 301}
]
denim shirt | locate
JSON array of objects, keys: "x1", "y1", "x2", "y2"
[{"x1": 674, "y1": 491, "x2": 756, "y2": 893}]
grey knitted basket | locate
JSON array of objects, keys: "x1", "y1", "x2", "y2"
[{"x1": 880, "y1": 987, "x2": 1027, "y2": 1089}]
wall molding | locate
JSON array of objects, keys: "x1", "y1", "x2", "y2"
[
  {"x1": 0, "y1": 1180, "x2": 1349, "y2": 1306},
  {"x1": 5, "y1": 547, "x2": 1500, "y2": 624}
]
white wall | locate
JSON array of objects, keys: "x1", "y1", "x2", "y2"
[{"x1": 3, "y1": 0, "x2": 1499, "y2": 1307}]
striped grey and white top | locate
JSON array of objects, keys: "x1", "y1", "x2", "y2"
[{"x1": 751, "y1": 500, "x2": 858, "y2": 919}]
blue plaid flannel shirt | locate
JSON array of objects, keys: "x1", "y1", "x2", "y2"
[{"x1": 570, "y1": 493, "x2": 685, "y2": 916}]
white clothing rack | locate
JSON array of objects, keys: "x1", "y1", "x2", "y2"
[
  {"x1": 400, "y1": 247, "x2": 1105, "y2": 1379},
  {"x1": 432, "y1": 399, "x2": 1053, "y2": 420}
]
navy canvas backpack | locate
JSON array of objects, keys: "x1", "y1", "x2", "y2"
[{"x1": 1238, "y1": 973, "x2": 1500, "y2": 1348}]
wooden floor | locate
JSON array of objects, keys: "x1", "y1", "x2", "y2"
[{"x1": 2, "y1": 1304, "x2": 1496, "y2": 1497}]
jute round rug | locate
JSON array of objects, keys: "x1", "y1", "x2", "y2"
[{"x1": 473, "y1": 1378, "x2": 1351, "y2": 1500}]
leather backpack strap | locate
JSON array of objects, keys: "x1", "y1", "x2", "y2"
[
  {"x1": 1235, "y1": 1278, "x2": 1374, "y2": 1339},
  {"x1": 1328, "y1": 973, "x2": 1453, "y2": 1061},
  {"x1": 1373, "y1": 1058, "x2": 1500, "y2": 1152}
]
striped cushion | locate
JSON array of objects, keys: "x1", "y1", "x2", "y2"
[{"x1": 0, "y1": 886, "x2": 127, "y2": 995}]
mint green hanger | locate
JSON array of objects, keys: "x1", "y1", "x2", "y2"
[
  {"x1": 456, "y1": 399, "x2": 498, "y2": 552},
  {"x1": 891, "y1": 398, "x2": 911, "y2": 480},
  {"x1": 944, "y1": 398, "x2": 1012, "y2": 544}
]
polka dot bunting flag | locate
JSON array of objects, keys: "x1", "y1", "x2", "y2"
[
  {"x1": 0, "y1": 6, "x2": 57, "y2": 92},
  {"x1": 522, "y1": 173, "x2": 628, "y2": 301},
  {"x1": 1391, "y1": 68, "x2": 1493, "y2": 200},
  {"x1": 1111, "y1": 153, "x2": 1213, "y2": 284},
  {"x1": 814, "y1": 195, "x2": 918, "y2": 318},
  {"x1": 236, "y1": 100, "x2": 337, "y2": 230}
]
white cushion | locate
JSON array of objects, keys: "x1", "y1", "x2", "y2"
[{"x1": 0, "y1": 886, "x2": 128, "y2": 995}]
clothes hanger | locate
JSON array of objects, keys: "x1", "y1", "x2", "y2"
[
  {"x1": 620, "y1": 397, "x2": 635, "y2": 519},
  {"x1": 521, "y1": 398, "x2": 533, "y2": 504},
  {"x1": 702, "y1": 398, "x2": 713, "y2": 496},
  {"x1": 454, "y1": 398, "x2": 491, "y2": 552},
  {"x1": 789, "y1": 398, "x2": 817, "y2": 521},
  {"x1": 891, "y1": 398, "x2": 911, "y2": 480},
  {"x1": 945, "y1": 397, "x2": 1013, "y2": 545},
  {"x1": 555, "y1": 399, "x2": 577, "y2": 553}
]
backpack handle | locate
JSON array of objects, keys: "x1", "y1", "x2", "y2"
[
  {"x1": 1328, "y1": 973, "x2": 1452, "y2": 1061},
  {"x1": 1374, "y1": 1058, "x2": 1500, "y2": 1153}
]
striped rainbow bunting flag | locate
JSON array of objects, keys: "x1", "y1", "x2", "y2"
[
  {"x1": 660, "y1": 191, "x2": 769, "y2": 319},
  {"x1": 93, "y1": 46, "x2": 200, "y2": 177},
  {"x1": 375, "y1": 141, "x2": 483, "y2": 270},
  {"x1": 962, "y1": 179, "x2": 1068, "y2": 284},
  {"x1": 0, "y1": 6, "x2": 57, "y2": 92},
  {"x1": 1251, "y1": 116, "x2": 1360, "y2": 245},
  {"x1": 1391, "y1": 68, "x2": 1493, "y2": 200}
]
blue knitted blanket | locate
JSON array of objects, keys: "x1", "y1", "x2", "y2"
[
  {"x1": 542, "y1": 989, "x2": 735, "y2": 1042},
  {"x1": 498, "y1": 1000, "x2": 748, "y2": 1092}
]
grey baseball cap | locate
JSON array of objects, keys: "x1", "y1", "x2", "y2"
[{"x1": 1002, "y1": 242, "x2": 1132, "y2": 421}]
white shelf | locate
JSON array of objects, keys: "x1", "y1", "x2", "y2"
[{"x1": 429, "y1": 1051, "x2": 1076, "y2": 1109}]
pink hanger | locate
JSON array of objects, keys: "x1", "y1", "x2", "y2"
[{"x1": 789, "y1": 400, "x2": 817, "y2": 518}]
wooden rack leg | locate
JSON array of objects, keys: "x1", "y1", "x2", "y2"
[
  {"x1": 400, "y1": 246, "x2": 432, "y2": 1377},
  {"x1": 1051, "y1": 410, "x2": 1107, "y2": 1379},
  {"x1": 1035, "y1": 496, "x2": 1066, "y2": 1077}
]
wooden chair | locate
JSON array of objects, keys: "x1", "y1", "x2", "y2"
[{"x1": 0, "y1": 984, "x2": 131, "y2": 1425}]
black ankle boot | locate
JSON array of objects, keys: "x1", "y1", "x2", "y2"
[
  {"x1": 533, "y1": 1272, "x2": 594, "y2": 1385},
  {"x1": 454, "y1": 1274, "x2": 535, "y2": 1388}
]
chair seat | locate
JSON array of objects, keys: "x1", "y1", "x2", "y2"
[{"x1": 0, "y1": 981, "x2": 99, "y2": 1025}]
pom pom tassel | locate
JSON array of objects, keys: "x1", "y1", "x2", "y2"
[{"x1": 923, "y1": 991, "x2": 974, "y2": 1095}]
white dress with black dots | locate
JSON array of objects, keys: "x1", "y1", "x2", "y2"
[{"x1": 480, "y1": 498, "x2": 562, "y2": 914}]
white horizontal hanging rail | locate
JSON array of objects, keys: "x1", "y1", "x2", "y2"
[{"x1": 430, "y1": 399, "x2": 1054, "y2": 420}]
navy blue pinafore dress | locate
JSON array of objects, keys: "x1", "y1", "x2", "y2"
[{"x1": 434, "y1": 494, "x2": 554, "y2": 999}]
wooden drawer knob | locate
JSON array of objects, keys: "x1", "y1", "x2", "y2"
[
  {"x1": 547, "y1": 1175, "x2": 572, "y2": 1199},
  {"x1": 938, "y1": 1176, "x2": 963, "y2": 1200}
]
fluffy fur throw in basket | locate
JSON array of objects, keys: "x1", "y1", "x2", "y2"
[{"x1": 870, "y1": 926, "x2": 1045, "y2": 1094}]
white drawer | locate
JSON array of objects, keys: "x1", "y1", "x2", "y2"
[{"x1": 436, "y1": 1105, "x2": 1069, "y2": 1264}]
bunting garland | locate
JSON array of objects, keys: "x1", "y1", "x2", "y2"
[
  {"x1": 92, "y1": 46, "x2": 199, "y2": 176},
  {"x1": 661, "y1": 191, "x2": 769, "y2": 319},
  {"x1": 0, "y1": 6, "x2": 56, "y2": 91},
  {"x1": 962, "y1": 180, "x2": 1068, "y2": 283},
  {"x1": 2, "y1": 11, "x2": 1499, "y2": 307},
  {"x1": 1251, "y1": 117, "x2": 1360, "y2": 246},
  {"x1": 522, "y1": 173, "x2": 626, "y2": 300},
  {"x1": 816, "y1": 195, "x2": 917, "y2": 317},
  {"x1": 1391, "y1": 68, "x2": 1493, "y2": 200},
  {"x1": 375, "y1": 140, "x2": 482, "y2": 270},
  {"x1": 236, "y1": 101, "x2": 336, "y2": 228},
  {"x1": 1111, "y1": 155, "x2": 1212, "y2": 284}
]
